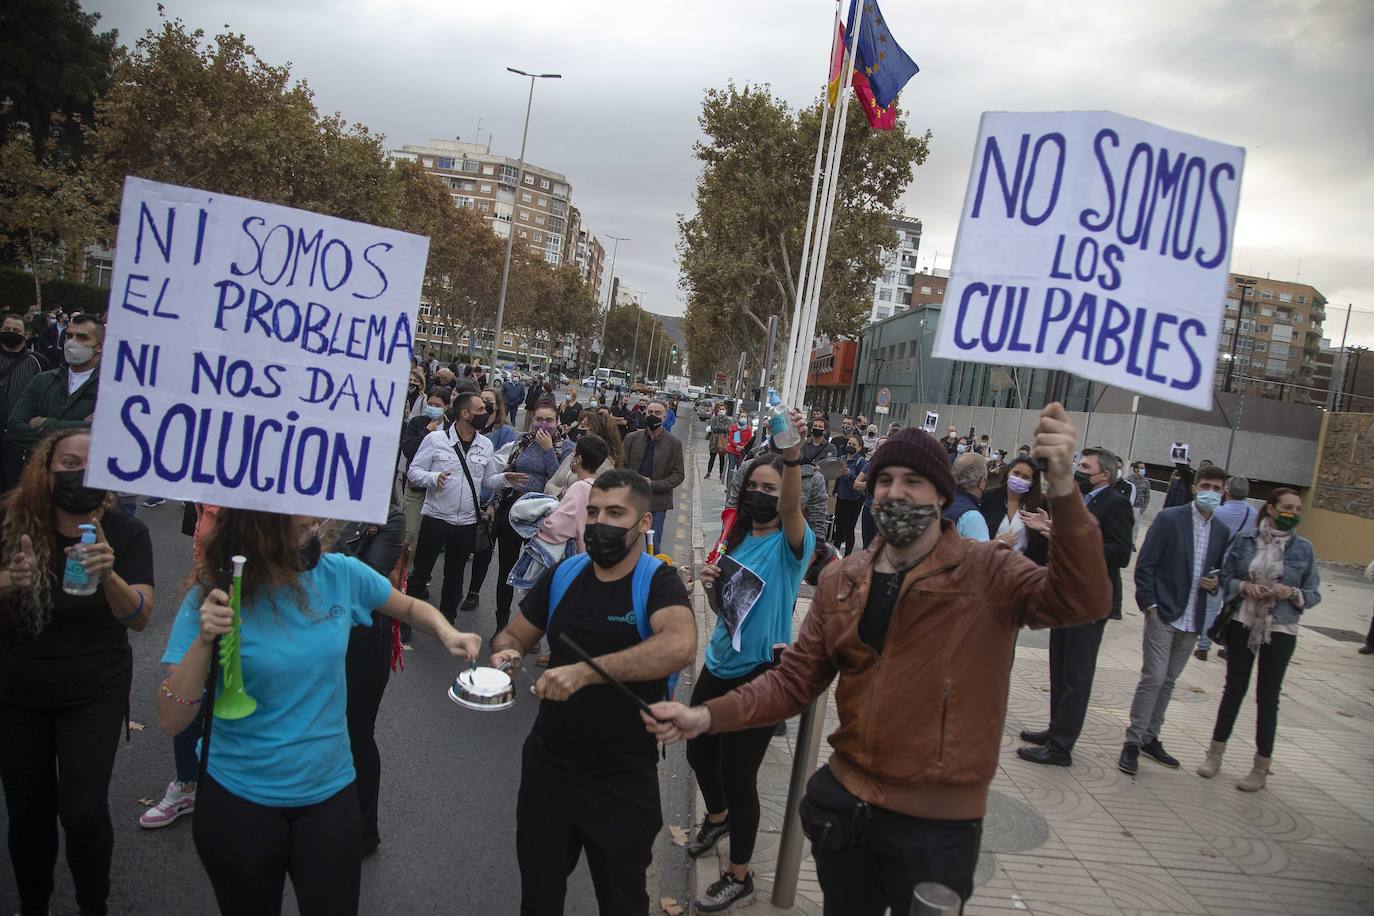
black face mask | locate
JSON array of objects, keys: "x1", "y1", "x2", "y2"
[
  {"x1": 846, "y1": 445, "x2": 858, "y2": 454},
  {"x1": 0, "y1": 331, "x2": 25, "y2": 349},
  {"x1": 739, "y1": 489, "x2": 780, "y2": 524},
  {"x1": 584, "y1": 522, "x2": 638, "y2": 568},
  {"x1": 643, "y1": 416, "x2": 663, "y2": 431},
  {"x1": 298, "y1": 534, "x2": 322, "y2": 571},
  {"x1": 1074, "y1": 471, "x2": 1097, "y2": 495},
  {"x1": 51, "y1": 469, "x2": 106, "y2": 513},
  {"x1": 470, "y1": 412, "x2": 489, "y2": 430},
  {"x1": 810, "y1": 428, "x2": 826, "y2": 439}
]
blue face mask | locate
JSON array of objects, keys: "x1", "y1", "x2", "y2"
[
  {"x1": 423, "y1": 405, "x2": 445, "y2": 420},
  {"x1": 1194, "y1": 490, "x2": 1222, "y2": 512}
]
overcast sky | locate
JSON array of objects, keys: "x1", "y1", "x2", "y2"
[{"x1": 89, "y1": 0, "x2": 1374, "y2": 346}]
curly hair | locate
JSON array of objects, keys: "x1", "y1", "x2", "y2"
[
  {"x1": 1, "y1": 429, "x2": 115, "y2": 637},
  {"x1": 578, "y1": 409, "x2": 622, "y2": 466}
]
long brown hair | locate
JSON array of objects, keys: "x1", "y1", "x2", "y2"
[
  {"x1": 578, "y1": 409, "x2": 623, "y2": 466},
  {"x1": 1258, "y1": 487, "x2": 1300, "y2": 527},
  {"x1": 2, "y1": 429, "x2": 115, "y2": 635},
  {"x1": 1005, "y1": 456, "x2": 1045, "y2": 514},
  {"x1": 193, "y1": 509, "x2": 335, "y2": 607},
  {"x1": 726, "y1": 454, "x2": 787, "y2": 554}
]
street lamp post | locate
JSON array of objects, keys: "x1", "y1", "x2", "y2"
[
  {"x1": 593, "y1": 235, "x2": 629, "y2": 374},
  {"x1": 491, "y1": 67, "x2": 561, "y2": 375},
  {"x1": 1224, "y1": 281, "x2": 1252, "y2": 393},
  {"x1": 628, "y1": 294, "x2": 647, "y2": 384}
]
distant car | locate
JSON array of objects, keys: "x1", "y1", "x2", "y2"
[
  {"x1": 580, "y1": 376, "x2": 596, "y2": 387},
  {"x1": 695, "y1": 400, "x2": 714, "y2": 420}
]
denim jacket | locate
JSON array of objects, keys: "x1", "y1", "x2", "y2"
[{"x1": 1219, "y1": 529, "x2": 1321, "y2": 627}]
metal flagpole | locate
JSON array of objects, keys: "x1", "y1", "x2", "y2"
[
  {"x1": 627, "y1": 293, "x2": 646, "y2": 383},
  {"x1": 593, "y1": 235, "x2": 628, "y2": 374},
  {"x1": 781, "y1": 0, "x2": 843, "y2": 400},
  {"x1": 784, "y1": 9, "x2": 859, "y2": 407}
]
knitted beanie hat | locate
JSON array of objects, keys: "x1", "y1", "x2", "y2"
[{"x1": 866, "y1": 427, "x2": 956, "y2": 507}]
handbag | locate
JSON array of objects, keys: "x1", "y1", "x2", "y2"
[
  {"x1": 451, "y1": 434, "x2": 494, "y2": 553},
  {"x1": 1207, "y1": 596, "x2": 1238, "y2": 643}
]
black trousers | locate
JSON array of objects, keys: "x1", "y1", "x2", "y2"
[
  {"x1": 1211, "y1": 620, "x2": 1297, "y2": 758},
  {"x1": 860, "y1": 504, "x2": 877, "y2": 549},
  {"x1": 705, "y1": 448, "x2": 724, "y2": 478},
  {"x1": 516, "y1": 739, "x2": 661, "y2": 916},
  {"x1": 495, "y1": 494, "x2": 526, "y2": 630},
  {"x1": 685, "y1": 663, "x2": 776, "y2": 865},
  {"x1": 807, "y1": 767, "x2": 981, "y2": 916},
  {"x1": 345, "y1": 611, "x2": 391, "y2": 851},
  {"x1": 406, "y1": 515, "x2": 475, "y2": 619},
  {"x1": 192, "y1": 775, "x2": 362, "y2": 916},
  {"x1": 834, "y1": 498, "x2": 863, "y2": 556},
  {"x1": 468, "y1": 539, "x2": 494, "y2": 597},
  {"x1": 1045, "y1": 617, "x2": 1108, "y2": 752},
  {"x1": 0, "y1": 689, "x2": 127, "y2": 916}
]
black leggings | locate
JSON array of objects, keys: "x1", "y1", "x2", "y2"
[
  {"x1": 705, "y1": 448, "x2": 724, "y2": 478},
  {"x1": 345, "y1": 612, "x2": 391, "y2": 851},
  {"x1": 192, "y1": 775, "x2": 362, "y2": 916},
  {"x1": 495, "y1": 494, "x2": 527, "y2": 630},
  {"x1": 685, "y1": 662, "x2": 776, "y2": 865},
  {"x1": 834, "y1": 498, "x2": 863, "y2": 556},
  {"x1": 0, "y1": 689, "x2": 127, "y2": 916},
  {"x1": 406, "y1": 516, "x2": 475, "y2": 619},
  {"x1": 1211, "y1": 620, "x2": 1297, "y2": 758}
]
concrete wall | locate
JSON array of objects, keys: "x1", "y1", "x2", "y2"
[{"x1": 901, "y1": 400, "x2": 1318, "y2": 486}]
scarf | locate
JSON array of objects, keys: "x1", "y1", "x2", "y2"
[{"x1": 1239, "y1": 524, "x2": 1290, "y2": 652}]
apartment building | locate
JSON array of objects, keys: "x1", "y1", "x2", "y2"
[
  {"x1": 1217, "y1": 274, "x2": 1327, "y2": 401},
  {"x1": 391, "y1": 138, "x2": 573, "y2": 268},
  {"x1": 869, "y1": 215, "x2": 923, "y2": 322}
]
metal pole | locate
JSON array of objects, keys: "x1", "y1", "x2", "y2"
[
  {"x1": 593, "y1": 234, "x2": 628, "y2": 374},
  {"x1": 628, "y1": 299, "x2": 644, "y2": 383},
  {"x1": 491, "y1": 68, "x2": 561, "y2": 373},
  {"x1": 1224, "y1": 282, "x2": 1250, "y2": 394},
  {"x1": 1224, "y1": 388, "x2": 1245, "y2": 471},
  {"x1": 759, "y1": 315, "x2": 779, "y2": 396},
  {"x1": 645, "y1": 323, "x2": 658, "y2": 384},
  {"x1": 770, "y1": 689, "x2": 830, "y2": 908},
  {"x1": 1330, "y1": 303, "x2": 1352, "y2": 410}
]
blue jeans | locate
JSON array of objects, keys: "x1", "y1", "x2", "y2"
[
  {"x1": 648, "y1": 511, "x2": 667, "y2": 555},
  {"x1": 1197, "y1": 594, "x2": 1222, "y2": 651}
]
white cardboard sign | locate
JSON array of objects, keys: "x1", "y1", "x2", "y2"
[
  {"x1": 932, "y1": 111, "x2": 1244, "y2": 411},
  {"x1": 87, "y1": 178, "x2": 429, "y2": 523}
]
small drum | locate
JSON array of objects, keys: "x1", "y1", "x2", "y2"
[{"x1": 448, "y1": 666, "x2": 516, "y2": 711}]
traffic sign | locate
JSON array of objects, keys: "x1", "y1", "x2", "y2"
[{"x1": 876, "y1": 387, "x2": 892, "y2": 408}]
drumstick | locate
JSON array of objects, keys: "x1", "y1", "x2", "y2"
[{"x1": 558, "y1": 634, "x2": 659, "y2": 719}]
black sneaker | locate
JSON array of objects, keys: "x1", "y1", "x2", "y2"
[
  {"x1": 687, "y1": 817, "x2": 730, "y2": 859},
  {"x1": 694, "y1": 872, "x2": 754, "y2": 913},
  {"x1": 1140, "y1": 739, "x2": 1180, "y2": 769},
  {"x1": 140, "y1": 497, "x2": 166, "y2": 508},
  {"x1": 1118, "y1": 744, "x2": 1139, "y2": 775},
  {"x1": 460, "y1": 591, "x2": 480, "y2": 612}
]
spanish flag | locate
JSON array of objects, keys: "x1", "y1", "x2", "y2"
[{"x1": 827, "y1": 23, "x2": 897, "y2": 131}]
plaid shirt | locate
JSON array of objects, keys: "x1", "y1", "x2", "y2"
[{"x1": 1170, "y1": 503, "x2": 1212, "y2": 633}]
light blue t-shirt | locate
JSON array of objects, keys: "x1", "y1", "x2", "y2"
[
  {"x1": 706, "y1": 526, "x2": 815, "y2": 678},
  {"x1": 162, "y1": 553, "x2": 392, "y2": 807},
  {"x1": 956, "y1": 510, "x2": 990, "y2": 541}
]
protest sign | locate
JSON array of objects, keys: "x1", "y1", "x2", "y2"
[
  {"x1": 87, "y1": 178, "x2": 429, "y2": 523},
  {"x1": 932, "y1": 111, "x2": 1244, "y2": 411},
  {"x1": 1170, "y1": 442, "x2": 1190, "y2": 462},
  {"x1": 923, "y1": 411, "x2": 939, "y2": 432}
]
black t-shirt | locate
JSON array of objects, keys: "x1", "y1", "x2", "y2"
[
  {"x1": 520, "y1": 559, "x2": 690, "y2": 779},
  {"x1": 0, "y1": 509, "x2": 155, "y2": 707},
  {"x1": 858, "y1": 569, "x2": 906, "y2": 653}
]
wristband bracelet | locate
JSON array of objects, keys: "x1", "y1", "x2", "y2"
[
  {"x1": 117, "y1": 592, "x2": 145, "y2": 626},
  {"x1": 160, "y1": 677, "x2": 203, "y2": 706},
  {"x1": 783, "y1": 458, "x2": 802, "y2": 467}
]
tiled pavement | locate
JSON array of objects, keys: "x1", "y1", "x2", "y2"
[{"x1": 676, "y1": 420, "x2": 1374, "y2": 915}]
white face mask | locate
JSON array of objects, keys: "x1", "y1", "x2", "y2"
[{"x1": 64, "y1": 339, "x2": 95, "y2": 366}]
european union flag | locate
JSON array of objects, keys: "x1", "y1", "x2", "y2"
[{"x1": 843, "y1": 0, "x2": 919, "y2": 110}]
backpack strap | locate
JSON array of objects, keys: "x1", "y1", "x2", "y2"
[
  {"x1": 631, "y1": 553, "x2": 664, "y2": 642},
  {"x1": 546, "y1": 554, "x2": 592, "y2": 630}
]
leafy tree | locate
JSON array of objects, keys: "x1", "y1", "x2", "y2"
[
  {"x1": 0, "y1": 0, "x2": 117, "y2": 162},
  {"x1": 0, "y1": 130, "x2": 104, "y2": 309},
  {"x1": 88, "y1": 15, "x2": 396, "y2": 225},
  {"x1": 680, "y1": 83, "x2": 930, "y2": 381},
  {"x1": 393, "y1": 160, "x2": 502, "y2": 359}
]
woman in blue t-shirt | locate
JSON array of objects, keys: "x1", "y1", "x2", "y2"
[
  {"x1": 685, "y1": 416, "x2": 813, "y2": 912},
  {"x1": 157, "y1": 509, "x2": 480, "y2": 916}
]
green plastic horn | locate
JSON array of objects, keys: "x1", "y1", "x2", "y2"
[{"x1": 214, "y1": 554, "x2": 257, "y2": 720}]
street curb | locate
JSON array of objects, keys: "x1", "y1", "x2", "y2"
[{"x1": 687, "y1": 418, "x2": 712, "y2": 911}]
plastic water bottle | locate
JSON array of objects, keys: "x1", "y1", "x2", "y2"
[
  {"x1": 766, "y1": 388, "x2": 800, "y2": 450},
  {"x1": 63, "y1": 523, "x2": 99, "y2": 596}
]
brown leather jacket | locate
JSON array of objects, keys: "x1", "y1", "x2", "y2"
[{"x1": 705, "y1": 492, "x2": 1110, "y2": 821}]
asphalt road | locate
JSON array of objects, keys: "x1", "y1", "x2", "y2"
[{"x1": 0, "y1": 412, "x2": 699, "y2": 915}]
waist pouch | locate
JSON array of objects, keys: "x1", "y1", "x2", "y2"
[{"x1": 798, "y1": 764, "x2": 870, "y2": 851}]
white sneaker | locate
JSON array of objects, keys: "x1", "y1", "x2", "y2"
[{"x1": 139, "y1": 781, "x2": 195, "y2": 828}]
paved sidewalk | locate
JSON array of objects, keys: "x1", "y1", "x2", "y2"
[{"x1": 680, "y1": 429, "x2": 1374, "y2": 915}]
